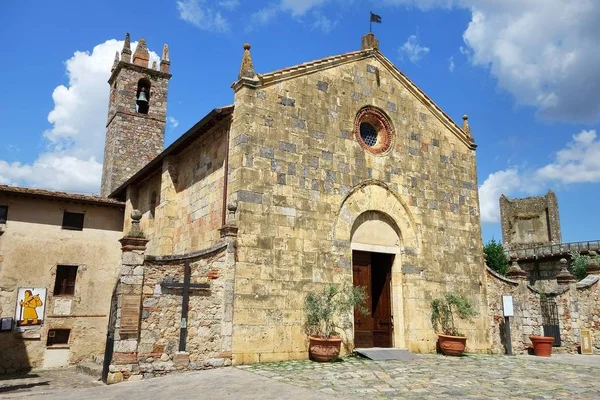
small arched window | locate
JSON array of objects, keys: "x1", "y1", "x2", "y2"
[{"x1": 136, "y1": 78, "x2": 151, "y2": 114}]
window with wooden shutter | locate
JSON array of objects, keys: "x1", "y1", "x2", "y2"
[{"x1": 54, "y1": 265, "x2": 78, "y2": 296}]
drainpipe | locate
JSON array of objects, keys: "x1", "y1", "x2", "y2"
[{"x1": 222, "y1": 128, "x2": 230, "y2": 226}]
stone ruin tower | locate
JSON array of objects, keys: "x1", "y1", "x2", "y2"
[
  {"x1": 499, "y1": 189, "x2": 562, "y2": 252},
  {"x1": 100, "y1": 33, "x2": 172, "y2": 196}
]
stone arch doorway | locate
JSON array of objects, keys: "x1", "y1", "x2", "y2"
[
  {"x1": 332, "y1": 181, "x2": 420, "y2": 350},
  {"x1": 351, "y1": 211, "x2": 400, "y2": 348}
]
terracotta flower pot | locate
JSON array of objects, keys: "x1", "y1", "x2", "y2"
[
  {"x1": 308, "y1": 336, "x2": 342, "y2": 362},
  {"x1": 529, "y1": 335, "x2": 554, "y2": 357},
  {"x1": 438, "y1": 334, "x2": 467, "y2": 356}
]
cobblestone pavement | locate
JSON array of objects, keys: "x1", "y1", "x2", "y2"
[
  {"x1": 2, "y1": 354, "x2": 600, "y2": 399},
  {"x1": 0, "y1": 368, "x2": 102, "y2": 399},
  {"x1": 241, "y1": 354, "x2": 600, "y2": 399}
]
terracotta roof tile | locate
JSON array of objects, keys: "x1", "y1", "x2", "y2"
[{"x1": 0, "y1": 185, "x2": 124, "y2": 207}]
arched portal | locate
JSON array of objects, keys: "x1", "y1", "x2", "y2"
[{"x1": 332, "y1": 181, "x2": 420, "y2": 350}]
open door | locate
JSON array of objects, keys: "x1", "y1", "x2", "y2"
[{"x1": 353, "y1": 250, "x2": 393, "y2": 348}]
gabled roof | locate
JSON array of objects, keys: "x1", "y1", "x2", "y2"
[
  {"x1": 0, "y1": 185, "x2": 124, "y2": 208},
  {"x1": 253, "y1": 48, "x2": 476, "y2": 150},
  {"x1": 109, "y1": 105, "x2": 234, "y2": 200}
]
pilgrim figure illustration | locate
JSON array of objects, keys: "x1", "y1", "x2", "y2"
[{"x1": 15, "y1": 288, "x2": 46, "y2": 327}]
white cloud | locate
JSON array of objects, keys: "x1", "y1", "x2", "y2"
[
  {"x1": 167, "y1": 116, "x2": 180, "y2": 129},
  {"x1": 536, "y1": 130, "x2": 600, "y2": 184},
  {"x1": 382, "y1": 0, "x2": 600, "y2": 123},
  {"x1": 479, "y1": 129, "x2": 600, "y2": 223},
  {"x1": 218, "y1": 0, "x2": 239, "y2": 11},
  {"x1": 249, "y1": 6, "x2": 281, "y2": 29},
  {"x1": 448, "y1": 56, "x2": 455, "y2": 72},
  {"x1": 478, "y1": 169, "x2": 522, "y2": 223},
  {"x1": 311, "y1": 12, "x2": 337, "y2": 33},
  {"x1": 399, "y1": 34, "x2": 430, "y2": 63},
  {"x1": 177, "y1": 0, "x2": 230, "y2": 32},
  {"x1": 0, "y1": 39, "x2": 159, "y2": 194},
  {"x1": 281, "y1": 0, "x2": 328, "y2": 16},
  {"x1": 249, "y1": 1, "x2": 337, "y2": 32}
]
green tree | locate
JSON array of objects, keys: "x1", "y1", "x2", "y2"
[
  {"x1": 569, "y1": 252, "x2": 600, "y2": 281},
  {"x1": 484, "y1": 239, "x2": 509, "y2": 276}
]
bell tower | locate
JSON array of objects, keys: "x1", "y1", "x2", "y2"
[{"x1": 100, "y1": 33, "x2": 172, "y2": 197}]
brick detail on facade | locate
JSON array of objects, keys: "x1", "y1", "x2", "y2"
[{"x1": 353, "y1": 106, "x2": 394, "y2": 155}]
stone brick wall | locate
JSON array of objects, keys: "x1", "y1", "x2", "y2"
[
  {"x1": 227, "y1": 53, "x2": 490, "y2": 362},
  {"x1": 500, "y1": 190, "x2": 561, "y2": 251},
  {"x1": 108, "y1": 228, "x2": 235, "y2": 383},
  {"x1": 138, "y1": 251, "x2": 233, "y2": 369},
  {"x1": 125, "y1": 122, "x2": 229, "y2": 256},
  {"x1": 101, "y1": 60, "x2": 171, "y2": 197},
  {"x1": 486, "y1": 267, "x2": 600, "y2": 354}
]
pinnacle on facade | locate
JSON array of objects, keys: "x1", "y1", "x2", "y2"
[
  {"x1": 587, "y1": 251, "x2": 600, "y2": 275},
  {"x1": 111, "y1": 51, "x2": 120, "y2": 71},
  {"x1": 556, "y1": 258, "x2": 576, "y2": 284},
  {"x1": 506, "y1": 258, "x2": 527, "y2": 280},
  {"x1": 121, "y1": 32, "x2": 132, "y2": 63},
  {"x1": 462, "y1": 114, "x2": 472, "y2": 137},
  {"x1": 160, "y1": 44, "x2": 170, "y2": 73},
  {"x1": 361, "y1": 32, "x2": 379, "y2": 50},
  {"x1": 238, "y1": 43, "x2": 257, "y2": 80},
  {"x1": 133, "y1": 38, "x2": 150, "y2": 67}
]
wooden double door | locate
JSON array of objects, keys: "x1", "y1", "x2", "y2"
[{"x1": 352, "y1": 250, "x2": 394, "y2": 348}]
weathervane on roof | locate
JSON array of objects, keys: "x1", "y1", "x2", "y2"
[{"x1": 370, "y1": 11, "x2": 382, "y2": 33}]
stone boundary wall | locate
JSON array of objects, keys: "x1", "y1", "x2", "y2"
[
  {"x1": 486, "y1": 266, "x2": 600, "y2": 354},
  {"x1": 107, "y1": 223, "x2": 236, "y2": 384}
]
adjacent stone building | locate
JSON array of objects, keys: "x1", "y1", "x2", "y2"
[
  {"x1": 103, "y1": 32, "x2": 491, "y2": 381},
  {"x1": 493, "y1": 191, "x2": 600, "y2": 354},
  {"x1": 0, "y1": 185, "x2": 124, "y2": 373},
  {"x1": 500, "y1": 190, "x2": 600, "y2": 289}
]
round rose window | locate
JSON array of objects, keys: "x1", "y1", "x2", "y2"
[{"x1": 354, "y1": 107, "x2": 393, "y2": 154}]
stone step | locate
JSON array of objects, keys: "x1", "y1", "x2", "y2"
[
  {"x1": 354, "y1": 347, "x2": 419, "y2": 361},
  {"x1": 76, "y1": 362, "x2": 103, "y2": 379}
]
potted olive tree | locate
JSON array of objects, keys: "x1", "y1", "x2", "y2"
[
  {"x1": 431, "y1": 292, "x2": 477, "y2": 356},
  {"x1": 304, "y1": 284, "x2": 367, "y2": 362}
]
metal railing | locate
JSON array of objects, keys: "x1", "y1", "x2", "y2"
[{"x1": 509, "y1": 240, "x2": 600, "y2": 260}]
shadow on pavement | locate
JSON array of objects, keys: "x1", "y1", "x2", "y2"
[{"x1": 0, "y1": 380, "x2": 50, "y2": 393}]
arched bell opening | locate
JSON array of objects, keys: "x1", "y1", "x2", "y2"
[{"x1": 136, "y1": 78, "x2": 151, "y2": 114}]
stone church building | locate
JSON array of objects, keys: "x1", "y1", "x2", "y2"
[{"x1": 103, "y1": 32, "x2": 490, "y2": 379}]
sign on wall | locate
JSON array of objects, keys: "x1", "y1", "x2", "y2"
[
  {"x1": 120, "y1": 294, "x2": 141, "y2": 335},
  {"x1": 502, "y1": 295, "x2": 514, "y2": 317},
  {"x1": 14, "y1": 288, "x2": 47, "y2": 330},
  {"x1": 580, "y1": 329, "x2": 593, "y2": 355}
]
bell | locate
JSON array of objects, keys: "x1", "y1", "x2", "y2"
[{"x1": 136, "y1": 88, "x2": 149, "y2": 113}]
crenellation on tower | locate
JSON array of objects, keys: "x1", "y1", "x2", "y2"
[
  {"x1": 132, "y1": 38, "x2": 150, "y2": 67},
  {"x1": 121, "y1": 32, "x2": 132, "y2": 63},
  {"x1": 100, "y1": 33, "x2": 172, "y2": 197},
  {"x1": 160, "y1": 44, "x2": 170, "y2": 73}
]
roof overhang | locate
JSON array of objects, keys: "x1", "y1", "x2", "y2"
[{"x1": 109, "y1": 105, "x2": 234, "y2": 200}]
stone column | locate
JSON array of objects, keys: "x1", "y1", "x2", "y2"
[
  {"x1": 218, "y1": 202, "x2": 238, "y2": 363},
  {"x1": 506, "y1": 258, "x2": 531, "y2": 348},
  {"x1": 108, "y1": 210, "x2": 148, "y2": 384}
]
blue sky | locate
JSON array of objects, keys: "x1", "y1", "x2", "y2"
[{"x1": 1, "y1": 0, "x2": 599, "y2": 244}]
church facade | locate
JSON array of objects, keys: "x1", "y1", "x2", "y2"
[{"x1": 103, "y1": 32, "x2": 490, "y2": 380}]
